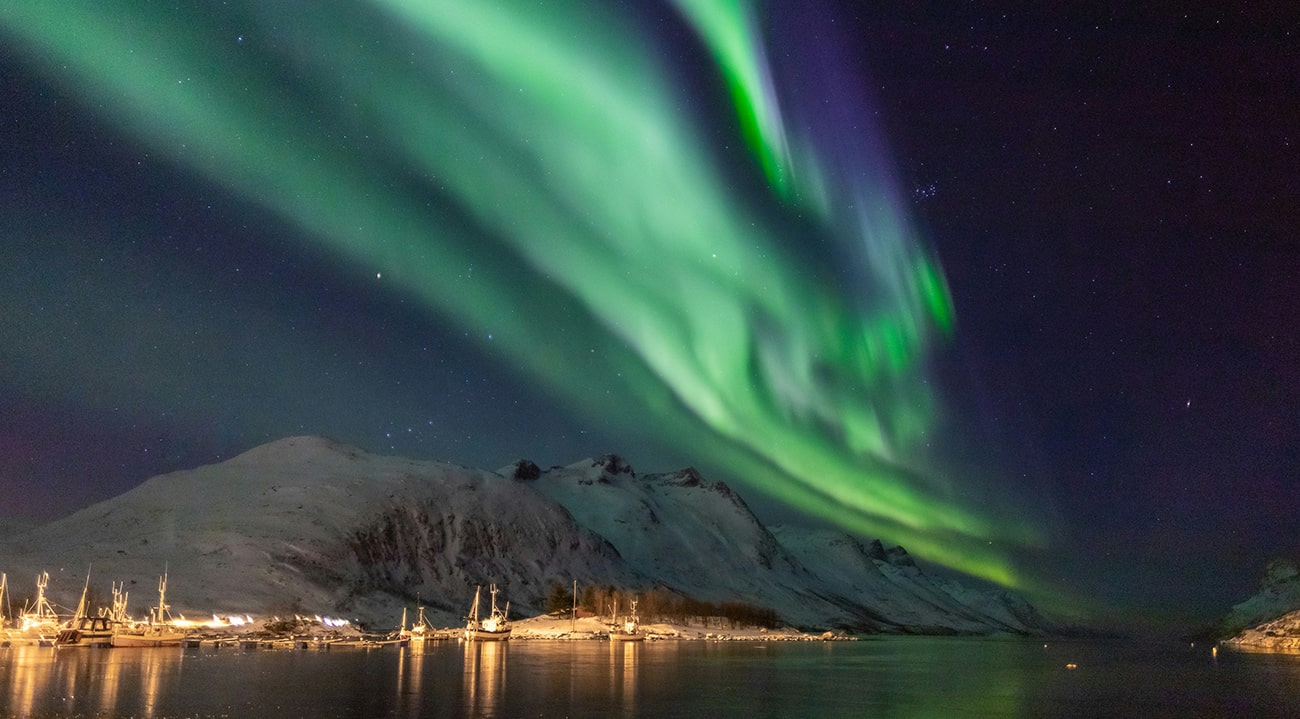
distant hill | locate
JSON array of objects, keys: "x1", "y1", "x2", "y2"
[{"x1": 0, "y1": 436, "x2": 1055, "y2": 634}]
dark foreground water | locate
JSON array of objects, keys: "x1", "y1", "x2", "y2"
[{"x1": 2, "y1": 637, "x2": 1299, "y2": 718}]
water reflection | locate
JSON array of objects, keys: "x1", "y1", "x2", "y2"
[
  {"x1": 5, "y1": 639, "x2": 1300, "y2": 717},
  {"x1": 463, "y1": 640, "x2": 507, "y2": 716},
  {"x1": 98, "y1": 646, "x2": 122, "y2": 713},
  {"x1": 1, "y1": 644, "x2": 184, "y2": 717},
  {"x1": 609, "y1": 639, "x2": 640, "y2": 716},
  {"x1": 4, "y1": 645, "x2": 47, "y2": 717},
  {"x1": 137, "y1": 645, "x2": 178, "y2": 716},
  {"x1": 392, "y1": 640, "x2": 427, "y2": 718}
]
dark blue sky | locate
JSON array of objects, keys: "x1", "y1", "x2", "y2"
[{"x1": 861, "y1": 4, "x2": 1298, "y2": 628}]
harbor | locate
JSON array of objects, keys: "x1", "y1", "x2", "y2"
[{"x1": 1, "y1": 571, "x2": 830, "y2": 652}]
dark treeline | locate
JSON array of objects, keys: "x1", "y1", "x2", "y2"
[{"x1": 543, "y1": 582, "x2": 779, "y2": 630}]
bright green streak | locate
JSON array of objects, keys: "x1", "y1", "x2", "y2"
[
  {"x1": 0, "y1": 0, "x2": 1042, "y2": 587},
  {"x1": 670, "y1": 0, "x2": 793, "y2": 198}
]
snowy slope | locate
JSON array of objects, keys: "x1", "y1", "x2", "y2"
[
  {"x1": 521, "y1": 456, "x2": 851, "y2": 628},
  {"x1": 1, "y1": 437, "x2": 1052, "y2": 633},
  {"x1": 770, "y1": 528, "x2": 1046, "y2": 633},
  {"x1": 2, "y1": 437, "x2": 629, "y2": 626},
  {"x1": 1216, "y1": 559, "x2": 1300, "y2": 638},
  {"x1": 1225, "y1": 608, "x2": 1300, "y2": 651}
]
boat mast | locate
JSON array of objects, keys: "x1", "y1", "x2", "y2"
[
  {"x1": 488, "y1": 583, "x2": 507, "y2": 620},
  {"x1": 468, "y1": 585, "x2": 482, "y2": 625},
  {"x1": 38, "y1": 572, "x2": 52, "y2": 619},
  {"x1": 25, "y1": 571, "x2": 57, "y2": 625},
  {"x1": 73, "y1": 568, "x2": 91, "y2": 621},
  {"x1": 110, "y1": 581, "x2": 129, "y2": 623},
  {"x1": 153, "y1": 572, "x2": 172, "y2": 625}
]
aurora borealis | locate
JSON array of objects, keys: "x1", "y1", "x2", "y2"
[
  {"x1": 2, "y1": 3, "x2": 1295, "y2": 629},
  {"x1": 0, "y1": 0, "x2": 1030, "y2": 580}
]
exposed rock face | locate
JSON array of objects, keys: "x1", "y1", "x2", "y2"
[
  {"x1": 0, "y1": 436, "x2": 1054, "y2": 634},
  {"x1": 885, "y1": 545, "x2": 917, "y2": 568},
  {"x1": 506, "y1": 459, "x2": 542, "y2": 481},
  {"x1": 668, "y1": 467, "x2": 704, "y2": 487},
  {"x1": 592, "y1": 454, "x2": 634, "y2": 478}
]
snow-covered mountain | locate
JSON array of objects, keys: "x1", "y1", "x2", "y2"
[
  {"x1": 1223, "y1": 608, "x2": 1300, "y2": 651},
  {"x1": 1216, "y1": 559, "x2": 1300, "y2": 639},
  {"x1": 0, "y1": 437, "x2": 1053, "y2": 634}
]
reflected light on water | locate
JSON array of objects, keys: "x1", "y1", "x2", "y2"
[
  {"x1": 2, "y1": 642, "x2": 185, "y2": 717},
  {"x1": 394, "y1": 641, "x2": 425, "y2": 718},
  {"x1": 463, "y1": 640, "x2": 506, "y2": 715},
  {"x1": 137, "y1": 645, "x2": 181, "y2": 717},
  {"x1": 98, "y1": 648, "x2": 122, "y2": 713},
  {"x1": 6, "y1": 638, "x2": 1300, "y2": 717},
  {"x1": 5, "y1": 645, "x2": 46, "y2": 717},
  {"x1": 610, "y1": 641, "x2": 640, "y2": 717}
]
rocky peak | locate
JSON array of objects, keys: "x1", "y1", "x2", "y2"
[
  {"x1": 667, "y1": 467, "x2": 705, "y2": 487},
  {"x1": 505, "y1": 459, "x2": 541, "y2": 481},
  {"x1": 866, "y1": 539, "x2": 888, "y2": 561},
  {"x1": 592, "y1": 454, "x2": 635, "y2": 478},
  {"x1": 885, "y1": 544, "x2": 917, "y2": 568}
]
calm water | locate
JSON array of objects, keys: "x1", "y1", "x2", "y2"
[{"x1": 2, "y1": 637, "x2": 1299, "y2": 718}]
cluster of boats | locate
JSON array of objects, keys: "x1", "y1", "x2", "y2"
[
  {"x1": 459, "y1": 584, "x2": 644, "y2": 642},
  {"x1": 3, "y1": 572, "x2": 645, "y2": 648},
  {"x1": 1, "y1": 571, "x2": 186, "y2": 648}
]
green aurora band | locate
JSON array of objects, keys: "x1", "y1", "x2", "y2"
[{"x1": 1, "y1": 1, "x2": 1047, "y2": 588}]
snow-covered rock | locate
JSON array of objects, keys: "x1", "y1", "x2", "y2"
[
  {"x1": 0, "y1": 437, "x2": 1053, "y2": 634},
  {"x1": 1224, "y1": 608, "x2": 1300, "y2": 651},
  {"x1": 1216, "y1": 559, "x2": 1300, "y2": 639},
  {"x1": 772, "y1": 528, "x2": 1047, "y2": 634}
]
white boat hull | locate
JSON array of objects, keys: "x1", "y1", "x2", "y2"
[
  {"x1": 111, "y1": 627, "x2": 187, "y2": 647},
  {"x1": 465, "y1": 628, "x2": 512, "y2": 642}
]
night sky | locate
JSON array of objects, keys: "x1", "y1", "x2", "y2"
[{"x1": 1, "y1": 2, "x2": 1295, "y2": 633}]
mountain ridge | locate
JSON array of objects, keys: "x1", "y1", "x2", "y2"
[{"x1": 0, "y1": 436, "x2": 1054, "y2": 634}]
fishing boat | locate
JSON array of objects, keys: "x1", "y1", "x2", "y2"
[
  {"x1": 54, "y1": 572, "x2": 115, "y2": 648},
  {"x1": 10, "y1": 572, "x2": 61, "y2": 644},
  {"x1": 54, "y1": 614, "x2": 115, "y2": 647},
  {"x1": 464, "y1": 584, "x2": 511, "y2": 641},
  {"x1": 376, "y1": 608, "x2": 411, "y2": 647},
  {"x1": 112, "y1": 572, "x2": 188, "y2": 647},
  {"x1": 607, "y1": 598, "x2": 645, "y2": 642},
  {"x1": 400, "y1": 604, "x2": 436, "y2": 643}
]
